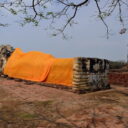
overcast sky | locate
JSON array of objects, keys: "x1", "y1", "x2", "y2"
[{"x1": 0, "y1": 2, "x2": 127, "y2": 61}]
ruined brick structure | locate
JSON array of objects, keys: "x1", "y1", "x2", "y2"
[{"x1": 72, "y1": 57, "x2": 110, "y2": 93}]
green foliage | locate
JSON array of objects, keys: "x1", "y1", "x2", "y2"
[
  {"x1": 24, "y1": 17, "x2": 39, "y2": 26},
  {"x1": 98, "y1": 12, "x2": 110, "y2": 19},
  {"x1": 46, "y1": 11, "x2": 54, "y2": 16},
  {"x1": 0, "y1": 23, "x2": 8, "y2": 27},
  {"x1": 17, "y1": 113, "x2": 37, "y2": 119},
  {"x1": 52, "y1": 33, "x2": 57, "y2": 36},
  {"x1": 10, "y1": 8, "x2": 17, "y2": 15},
  {"x1": 38, "y1": 13, "x2": 45, "y2": 18}
]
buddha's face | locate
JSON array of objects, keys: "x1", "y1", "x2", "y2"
[
  {"x1": 0, "y1": 45, "x2": 14, "y2": 58},
  {"x1": 0, "y1": 45, "x2": 14, "y2": 74}
]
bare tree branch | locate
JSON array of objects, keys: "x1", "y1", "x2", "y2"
[
  {"x1": 0, "y1": 0, "x2": 128, "y2": 37},
  {"x1": 94, "y1": 0, "x2": 110, "y2": 38},
  {"x1": 32, "y1": 0, "x2": 38, "y2": 19}
]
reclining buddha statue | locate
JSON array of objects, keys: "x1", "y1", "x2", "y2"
[{"x1": 0, "y1": 44, "x2": 110, "y2": 93}]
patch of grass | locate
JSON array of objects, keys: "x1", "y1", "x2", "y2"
[
  {"x1": 35, "y1": 100, "x2": 54, "y2": 107},
  {"x1": 17, "y1": 112, "x2": 38, "y2": 120}
]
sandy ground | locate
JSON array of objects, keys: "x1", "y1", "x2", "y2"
[{"x1": 0, "y1": 77, "x2": 128, "y2": 128}]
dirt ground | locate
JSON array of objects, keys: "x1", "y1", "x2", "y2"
[{"x1": 0, "y1": 77, "x2": 128, "y2": 128}]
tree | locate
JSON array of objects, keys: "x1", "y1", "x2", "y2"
[{"x1": 0, "y1": 0, "x2": 127, "y2": 38}]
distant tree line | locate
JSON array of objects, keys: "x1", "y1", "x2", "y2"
[{"x1": 110, "y1": 60, "x2": 127, "y2": 69}]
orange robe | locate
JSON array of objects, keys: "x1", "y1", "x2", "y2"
[{"x1": 4, "y1": 48, "x2": 73, "y2": 86}]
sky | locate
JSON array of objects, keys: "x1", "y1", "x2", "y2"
[{"x1": 0, "y1": 1, "x2": 128, "y2": 61}]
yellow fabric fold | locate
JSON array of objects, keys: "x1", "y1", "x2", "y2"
[
  {"x1": 4, "y1": 48, "x2": 74, "y2": 86},
  {"x1": 45, "y1": 58, "x2": 73, "y2": 86},
  {"x1": 4, "y1": 48, "x2": 54, "y2": 82}
]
